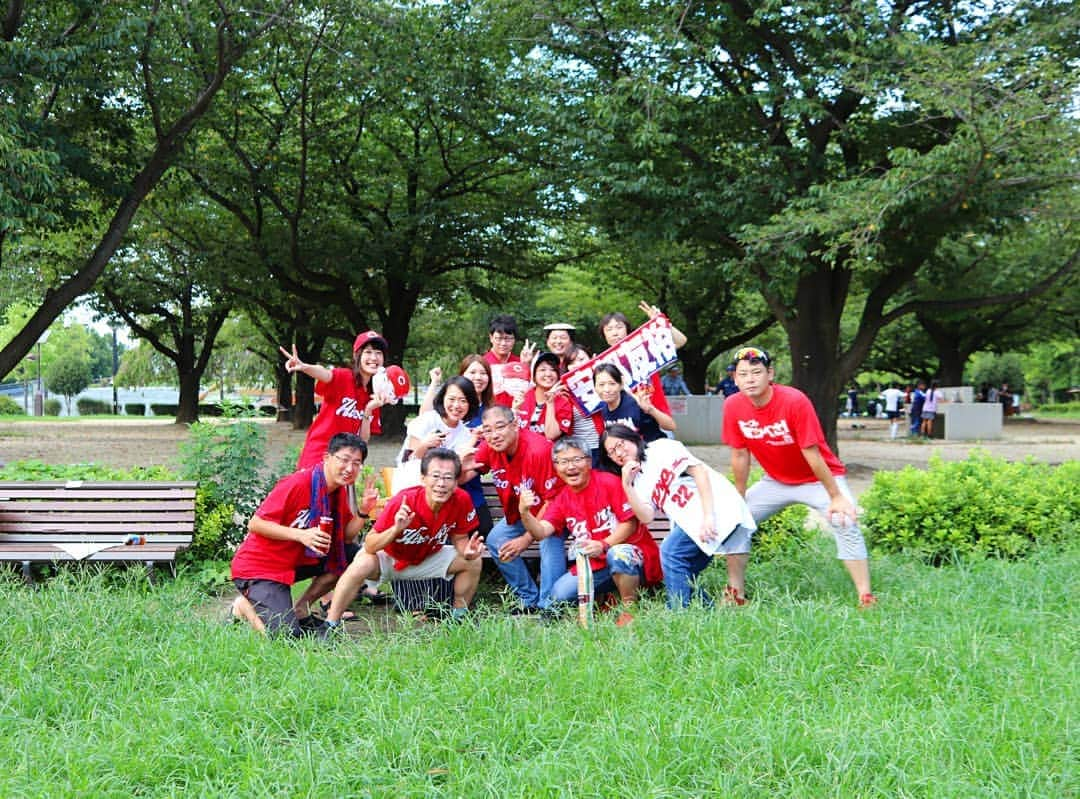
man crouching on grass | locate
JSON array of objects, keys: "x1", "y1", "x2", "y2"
[
  {"x1": 230, "y1": 433, "x2": 371, "y2": 637},
  {"x1": 321, "y1": 448, "x2": 485, "y2": 632}
]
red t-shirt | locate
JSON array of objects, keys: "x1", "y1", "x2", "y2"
[
  {"x1": 373, "y1": 485, "x2": 478, "y2": 570},
  {"x1": 516, "y1": 391, "x2": 574, "y2": 438},
  {"x1": 297, "y1": 367, "x2": 383, "y2": 469},
  {"x1": 722, "y1": 383, "x2": 845, "y2": 484},
  {"x1": 483, "y1": 350, "x2": 520, "y2": 365},
  {"x1": 230, "y1": 469, "x2": 347, "y2": 584},
  {"x1": 542, "y1": 470, "x2": 661, "y2": 585},
  {"x1": 473, "y1": 428, "x2": 562, "y2": 525}
]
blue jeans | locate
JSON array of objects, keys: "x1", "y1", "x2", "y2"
[
  {"x1": 660, "y1": 523, "x2": 714, "y2": 609},
  {"x1": 549, "y1": 545, "x2": 643, "y2": 603},
  {"x1": 486, "y1": 519, "x2": 567, "y2": 609}
]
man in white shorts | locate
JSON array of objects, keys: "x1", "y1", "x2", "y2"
[
  {"x1": 722, "y1": 346, "x2": 877, "y2": 608},
  {"x1": 322, "y1": 448, "x2": 485, "y2": 631}
]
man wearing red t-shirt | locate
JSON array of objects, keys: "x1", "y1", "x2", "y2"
[
  {"x1": 721, "y1": 346, "x2": 875, "y2": 608},
  {"x1": 322, "y1": 448, "x2": 485, "y2": 629},
  {"x1": 519, "y1": 437, "x2": 661, "y2": 626},
  {"x1": 461, "y1": 405, "x2": 565, "y2": 612},
  {"x1": 230, "y1": 433, "x2": 370, "y2": 636}
]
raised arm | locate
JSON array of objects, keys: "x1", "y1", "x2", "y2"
[{"x1": 279, "y1": 344, "x2": 333, "y2": 384}]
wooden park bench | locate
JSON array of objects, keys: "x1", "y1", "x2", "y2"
[{"x1": 0, "y1": 481, "x2": 197, "y2": 585}]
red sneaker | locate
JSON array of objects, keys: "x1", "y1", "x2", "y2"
[
  {"x1": 614, "y1": 611, "x2": 634, "y2": 627},
  {"x1": 721, "y1": 585, "x2": 747, "y2": 606},
  {"x1": 859, "y1": 592, "x2": 878, "y2": 609}
]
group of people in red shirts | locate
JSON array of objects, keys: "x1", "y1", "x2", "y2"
[{"x1": 229, "y1": 311, "x2": 876, "y2": 638}]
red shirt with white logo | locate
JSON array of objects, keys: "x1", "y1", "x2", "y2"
[
  {"x1": 373, "y1": 485, "x2": 478, "y2": 570},
  {"x1": 231, "y1": 469, "x2": 327, "y2": 584},
  {"x1": 298, "y1": 367, "x2": 382, "y2": 469},
  {"x1": 542, "y1": 470, "x2": 661, "y2": 584},
  {"x1": 722, "y1": 383, "x2": 845, "y2": 484},
  {"x1": 516, "y1": 391, "x2": 574, "y2": 438},
  {"x1": 473, "y1": 428, "x2": 563, "y2": 525}
]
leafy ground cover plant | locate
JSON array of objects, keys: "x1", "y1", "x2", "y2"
[
  {"x1": 0, "y1": 460, "x2": 176, "y2": 481},
  {"x1": 861, "y1": 451, "x2": 1078, "y2": 563}
]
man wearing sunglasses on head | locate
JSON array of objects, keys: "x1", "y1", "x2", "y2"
[{"x1": 722, "y1": 347, "x2": 877, "y2": 609}]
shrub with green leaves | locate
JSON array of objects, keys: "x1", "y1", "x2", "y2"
[
  {"x1": 750, "y1": 504, "x2": 813, "y2": 560},
  {"x1": 861, "y1": 452, "x2": 1078, "y2": 563},
  {"x1": 76, "y1": 397, "x2": 113, "y2": 415},
  {"x1": 0, "y1": 395, "x2": 21, "y2": 415},
  {"x1": 179, "y1": 417, "x2": 283, "y2": 560},
  {"x1": 44, "y1": 398, "x2": 61, "y2": 416}
]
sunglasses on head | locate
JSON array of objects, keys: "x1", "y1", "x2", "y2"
[{"x1": 733, "y1": 347, "x2": 771, "y2": 367}]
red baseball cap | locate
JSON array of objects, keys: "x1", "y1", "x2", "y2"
[{"x1": 353, "y1": 330, "x2": 388, "y2": 353}]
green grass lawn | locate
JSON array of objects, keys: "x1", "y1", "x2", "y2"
[{"x1": 2, "y1": 537, "x2": 1076, "y2": 798}]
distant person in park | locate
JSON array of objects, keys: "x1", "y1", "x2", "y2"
[
  {"x1": 716, "y1": 364, "x2": 739, "y2": 397},
  {"x1": 280, "y1": 330, "x2": 394, "y2": 468},
  {"x1": 483, "y1": 314, "x2": 535, "y2": 366},
  {"x1": 460, "y1": 405, "x2": 566, "y2": 613},
  {"x1": 321, "y1": 448, "x2": 484, "y2": 631},
  {"x1": 518, "y1": 436, "x2": 662, "y2": 626},
  {"x1": 881, "y1": 382, "x2": 905, "y2": 439},
  {"x1": 908, "y1": 380, "x2": 927, "y2": 436},
  {"x1": 845, "y1": 384, "x2": 859, "y2": 417},
  {"x1": 599, "y1": 424, "x2": 755, "y2": 609},
  {"x1": 998, "y1": 383, "x2": 1014, "y2": 417},
  {"x1": 721, "y1": 347, "x2": 876, "y2": 608},
  {"x1": 229, "y1": 433, "x2": 374, "y2": 637},
  {"x1": 920, "y1": 380, "x2": 945, "y2": 438},
  {"x1": 593, "y1": 363, "x2": 675, "y2": 443},
  {"x1": 661, "y1": 364, "x2": 691, "y2": 396}
]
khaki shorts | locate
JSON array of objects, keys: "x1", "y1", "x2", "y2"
[{"x1": 376, "y1": 545, "x2": 458, "y2": 583}]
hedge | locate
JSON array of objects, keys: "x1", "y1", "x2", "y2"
[{"x1": 861, "y1": 452, "x2": 1078, "y2": 563}]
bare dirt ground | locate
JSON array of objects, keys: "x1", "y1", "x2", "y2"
[{"x1": 1, "y1": 415, "x2": 1077, "y2": 500}]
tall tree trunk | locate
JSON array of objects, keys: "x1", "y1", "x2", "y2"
[
  {"x1": 274, "y1": 363, "x2": 292, "y2": 422},
  {"x1": 785, "y1": 268, "x2": 852, "y2": 453},
  {"x1": 293, "y1": 372, "x2": 316, "y2": 430},
  {"x1": 176, "y1": 369, "x2": 201, "y2": 425}
]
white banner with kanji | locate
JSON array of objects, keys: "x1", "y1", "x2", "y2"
[{"x1": 562, "y1": 315, "x2": 679, "y2": 415}]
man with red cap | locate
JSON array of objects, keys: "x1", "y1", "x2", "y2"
[{"x1": 280, "y1": 330, "x2": 396, "y2": 469}]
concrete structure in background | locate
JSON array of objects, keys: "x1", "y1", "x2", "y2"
[
  {"x1": 935, "y1": 402, "x2": 1003, "y2": 440},
  {"x1": 666, "y1": 395, "x2": 726, "y2": 445}
]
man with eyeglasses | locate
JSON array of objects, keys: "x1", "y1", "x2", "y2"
[
  {"x1": 460, "y1": 405, "x2": 565, "y2": 613},
  {"x1": 519, "y1": 437, "x2": 662, "y2": 626},
  {"x1": 229, "y1": 433, "x2": 374, "y2": 637},
  {"x1": 321, "y1": 448, "x2": 485, "y2": 630},
  {"x1": 483, "y1": 314, "x2": 535, "y2": 366},
  {"x1": 722, "y1": 347, "x2": 877, "y2": 609}
]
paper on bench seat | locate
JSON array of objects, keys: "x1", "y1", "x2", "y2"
[{"x1": 53, "y1": 543, "x2": 116, "y2": 560}]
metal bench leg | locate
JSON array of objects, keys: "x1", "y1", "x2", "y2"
[
  {"x1": 21, "y1": 560, "x2": 35, "y2": 587},
  {"x1": 145, "y1": 561, "x2": 156, "y2": 586}
]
